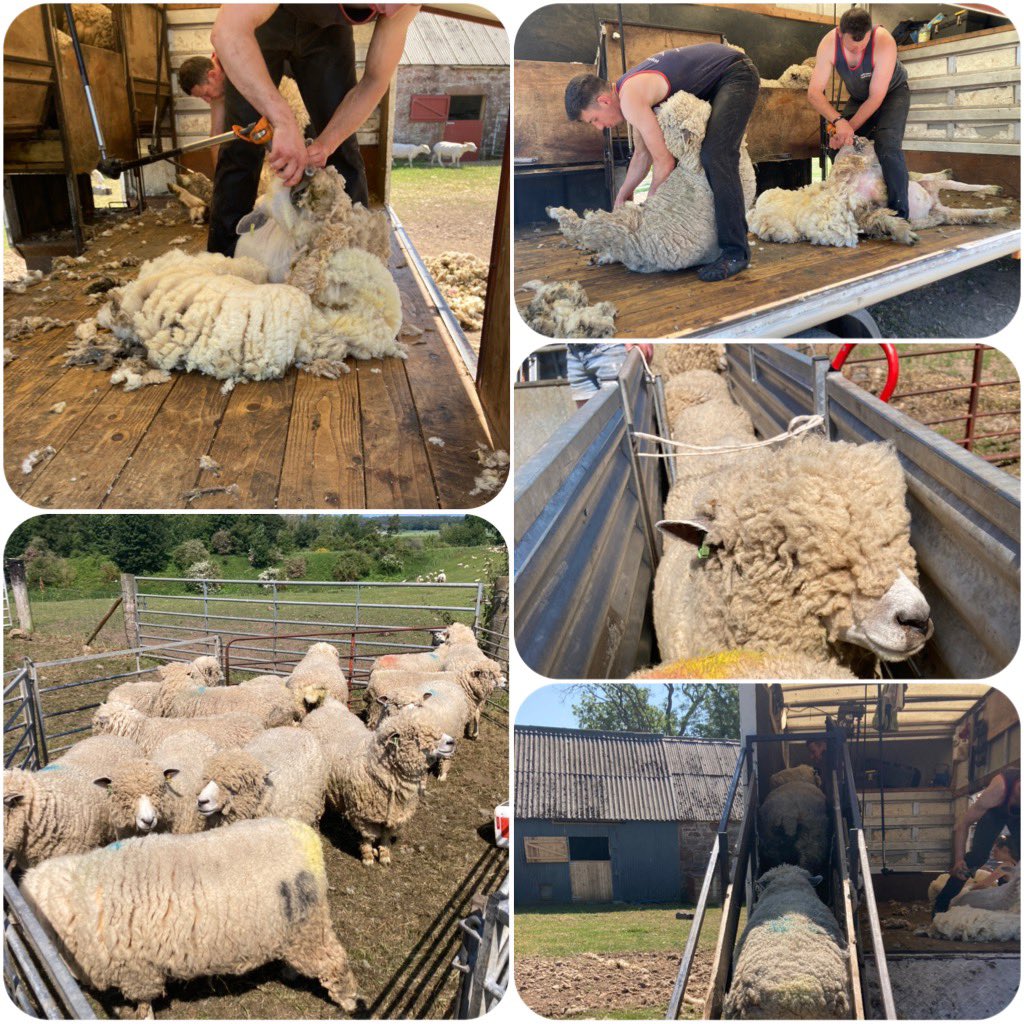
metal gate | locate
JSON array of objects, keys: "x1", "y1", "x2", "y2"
[{"x1": 3, "y1": 664, "x2": 43, "y2": 771}]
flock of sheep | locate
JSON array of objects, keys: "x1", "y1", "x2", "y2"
[{"x1": 4, "y1": 625, "x2": 506, "y2": 1018}]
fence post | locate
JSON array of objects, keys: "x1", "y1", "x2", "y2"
[
  {"x1": 25, "y1": 659, "x2": 49, "y2": 767},
  {"x1": 120, "y1": 574, "x2": 140, "y2": 647},
  {"x1": 6, "y1": 559, "x2": 33, "y2": 633},
  {"x1": 473, "y1": 582, "x2": 484, "y2": 630},
  {"x1": 202, "y1": 580, "x2": 210, "y2": 637}
]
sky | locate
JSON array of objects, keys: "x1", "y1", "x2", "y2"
[{"x1": 515, "y1": 684, "x2": 582, "y2": 728}]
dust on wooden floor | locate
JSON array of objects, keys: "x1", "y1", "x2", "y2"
[{"x1": 5, "y1": 206, "x2": 503, "y2": 510}]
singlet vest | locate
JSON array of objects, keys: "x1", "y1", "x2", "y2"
[
  {"x1": 616, "y1": 44, "x2": 744, "y2": 103},
  {"x1": 834, "y1": 27, "x2": 908, "y2": 102}
]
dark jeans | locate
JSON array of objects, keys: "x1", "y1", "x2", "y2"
[
  {"x1": 208, "y1": 8, "x2": 369, "y2": 256},
  {"x1": 700, "y1": 57, "x2": 760, "y2": 262},
  {"x1": 932, "y1": 806, "x2": 1021, "y2": 913},
  {"x1": 842, "y1": 84, "x2": 911, "y2": 221}
]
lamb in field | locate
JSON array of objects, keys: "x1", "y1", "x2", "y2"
[
  {"x1": 432, "y1": 140, "x2": 478, "y2": 167},
  {"x1": 547, "y1": 90, "x2": 756, "y2": 272},
  {"x1": 19, "y1": 817, "x2": 361, "y2": 1017},
  {"x1": 393, "y1": 142, "x2": 431, "y2": 167},
  {"x1": 749, "y1": 138, "x2": 1010, "y2": 247}
]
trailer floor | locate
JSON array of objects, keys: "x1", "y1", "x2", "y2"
[
  {"x1": 873, "y1": 897, "x2": 1020, "y2": 955},
  {"x1": 514, "y1": 214, "x2": 1020, "y2": 338},
  {"x1": 5, "y1": 213, "x2": 500, "y2": 509}
]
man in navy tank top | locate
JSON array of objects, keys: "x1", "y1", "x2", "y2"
[
  {"x1": 564, "y1": 44, "x2": 760, "y2": 282},
  {"x1": 807, "y1": 8, "x2": 911, "y2": 221}
]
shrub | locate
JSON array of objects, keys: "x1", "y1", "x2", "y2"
[
  {"x1": 210, "y1": 530, "x2": 233, "y2": 555},
  {"x1": 173, "y1": 538, "x2": 210, "y2": 568},
  {"x1": 184, "y1": 561, "x2": 221, "y2": 593},
  {"x1": 99, "y1": 561, "x2": 120, "y2": 585},
  {"x1": 376, "y1": 552, "x2": 404, "y2": 575},
  {"x1": 26, "y1": 553, "x2": 74, "y2": 590},
  {"x1": 283, "y1": 556, "x2": 307, "y2": 580},
  {"x1": 331, "y1": 551, "x2": 373, "y2": 581},
  {"x1": 258, "y1": 567, "x2": 285, "y2": 591}
]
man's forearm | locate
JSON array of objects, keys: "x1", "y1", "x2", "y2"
[
  {"x1": 848, "y1": 97, "x2": 882, "y2": 131},
  {"x1": 808, "y1": 91, "x2": 843, "y2": 124},
  {"x1": 318, "y1": 74, "x2": 392, "y2": 153},
  {"x1": 210, "y1": 25, "x2": 293, "y2": 128},
  {"x1": 620, "y1": 149, "x2": 652, "y2": 196}
]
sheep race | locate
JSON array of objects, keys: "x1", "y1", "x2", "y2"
[{"x1": 4, "y1": 624, "x2": 509, "y2": 1019}]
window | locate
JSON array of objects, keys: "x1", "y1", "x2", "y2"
[
  {"x1": 524, "y1": 836, "x2": 569, "y2": 863},
  {"x1": 568, "y1": 836, "x2": 610, "y2": 861},
  {"x1": 448, "y1": 94, "x2": 484, "y2": 120}
]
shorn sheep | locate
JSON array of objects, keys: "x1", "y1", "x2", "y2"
[
  {"x1": 432, "y1": 140, "x2": 478, "y2": 167},
  {"x1": 757, "y1": 765, "x2": 830, "y2": 875},
  {"x1": 928, "y1": 865, "x2": 1021, "y2": 942},
  {"x1": 653, "y1": 372, "x2": 933, "y2": 676},
  {"x1": 749, "y1": 138, "x2": 1009, "y2": 248},
  {"x1": 302, "y1": 699, "x2": 454, "y2": 866},
  {"x1": 197, "y1": 727, "x2": 328, "y2": 827},
  {"x1": 723, "y1": 865, "x2": 849, "y2": 1019},
  {"x1": 547, "y1": 90, "x2": 756, "y2": 272},
  {"x1": 19, "y1": 817, "x2": 361, "y2": 1018},
  {"x1": 392, "y1": 142, "x2": 431, "y2": 166},
  {"x1": 93, "y1": 700, "x2": 265, "y2": 755}
]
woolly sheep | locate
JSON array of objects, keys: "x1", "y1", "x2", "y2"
[
  {"x1": 650, "y1": 344, "x2": 726, "y2": 379},
  {"x1": 196, "y1": 727, "x2": 327, "y2": 827},
  {"x1": 547, "y1": 91, "x2": 756, "y2": 272},
  {"x1": 302, "y1": 699, "x2": 454, "y2": 865},
  {"x1": 285, "y1": 642, "x2": 349, "y2": 709},
  {"x1": 154, "y1": 663, "x2": 298, "y2": 727},
  {"x1": 19, "y1": 817, "x2": 361, "y2": 1017},
  {"x1": 93, "y1": 700, "x2": 265, "y2": 755},
  {"x1": 663, "y1": 368, "x2": 730, "y2": 428},
  {"x1": 653, "y1": 421, "x2": 933, "y2": 675},
  {"x1": 69, "y1": 4, "x2": 116, "y2": 48},
  {"x1": 928, "y1": 868, "x2": 1020, "y2": 942},
  {"x1": 631, "y1": 650, "x2": 855, "y2": 680},
  {"x1": 51, "y1": 734, "x2": 143, "y2": 776},
  {"x1": 749, "y1": 138, "x2": 1009, "y2": 248},
  {"x1": 431, "y1": 140, "x2": 478, "y2": 167},
  {"x1": 105, "y1": 679, "x2": 162, "y2": 714},
  {"x1": 723, "y1": 865, "x2": 849, "y2": 1019},
  {"x1": 372, "y1": 623, "x2": 479, "y2": 671},
  {"x1": 927, "y1": 868, "x2": 992, "y2": 903},
  {"x1": 101, "y1": 730, "x2": 221, "y2": 836},
  {"x1": 392, "y1": 142, "x2": 431, "y2": 166},
  {"x1": 758, "y1": 768, "x2": 829, "y2": 875}
]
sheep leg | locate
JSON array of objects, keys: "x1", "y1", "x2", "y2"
[
  {"x1": 287, "y1": 915, "x2": 361, "y2": 1013},
  {"x1": 857, "y1": 207, "x2": 918, "y2": 245},
  {"x1": 358, "y1": 837, "x2": 376, "y2": 866},
  {"x1": 377, "y1": 836, "x2": 395, "y2": 867},
  {"x1": 931, "y1": 202, "x2": 1011, "y2": 225},
  {"x1": 465, "y1": 711, "x2": 480, "y2": 739},
  {"x1": 920, "y1": 177, "x2": 1003, "y2": 197},
  {"x1": 910, "y1": 168, "x2": 952, "y2": 182},
  {"x1": 437, "y1": 758, "x2": 451, "y2": 782}
]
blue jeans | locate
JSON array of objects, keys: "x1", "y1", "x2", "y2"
[{"x1": 566, "y1": 344, "x2": 628, "y2": 400}]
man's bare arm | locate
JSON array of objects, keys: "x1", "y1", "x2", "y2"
[
  {"x1": 806, "y1": 32, "x2": 844, "y2": 122},
  {"x1": 952, "y1": 775, "x2": 1006, "y2": 867},
  {"x1": 618, "y1": 79, "x2": 676, "y2": 197},
  {"x1": 847, "y1": 30, "x2": 897, "y2": 131},
  {"x1": 615, "y1": 131, "x2": 652, "y2": 208},
  {"x1": 209, "y1": 96, "x2": 226, "y2": 166}
]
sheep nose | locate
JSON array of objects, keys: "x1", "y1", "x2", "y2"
[
  {"x1": 139, "y1": 816, "x2": 155, "y2": 829},
  {"x1": 897, "y1": 613, "x2": 930, "y2": 634}
]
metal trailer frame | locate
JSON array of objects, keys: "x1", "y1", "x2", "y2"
[
  {"x1": 453, "y1": 875, "x2": 509, "y2": 1018},
  {"x1": 667, "y1": 725, "x2": 896, "y2": 1020}
]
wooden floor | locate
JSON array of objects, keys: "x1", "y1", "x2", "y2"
[
  {"x1": 515, "y1": 217, "x2": 1020, "y2": 338},
  {"x1": 4, "y1": 213, "x2": 500, "y2": 510}
]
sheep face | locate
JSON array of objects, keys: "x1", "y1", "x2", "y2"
[
  {"x1": 92, "y1": 700, "x2": 133, "y2": 733},
  {"x1": 197, "y1": 752, "x2": 267, "y2": 822},
  {"x1": 3, "y1": 770, "x2": 32, "y2": 856},
  {"x1": 100, "y1": 763, "x2": 174, "y2": 834},
  {"x1": 378, "y1": 719, "x2": 454, "y2": 778},
  {"x1": 190, "y1": 656, "x2": 224, "y2": 686}
]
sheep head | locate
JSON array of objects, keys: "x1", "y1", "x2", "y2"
[
  {"x1": 375, "y1": 708, "x2": 455, "y2": 779},
  {"x1": 658, "y1": 436, "x2": 932, "y2": 665},
  {"x1": 100, "y1": 760, "x2": 176, "y2": 834},
  {"x1": 656, "y1": 90, "x2": 712, "y2": 169},
  {"x1": 92, "y1": 700, "x2": 136, "y2": 735},
  {"x1": 754, "y1": 864, "x2": 822, "y2": 897},
  {"x1": 197, "y1": 751, "x2": 268, "y2": 822}
]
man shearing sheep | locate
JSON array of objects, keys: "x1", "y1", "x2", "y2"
[
  {"x1": 565, "y1": 44, "x2": 760, "y2": 282},
  {"x1": 192, "y1": 4, "x2": 419, "y2": 256},
  {"x1": 807, "y1": 8, "x2": 911, "y2": 221}
]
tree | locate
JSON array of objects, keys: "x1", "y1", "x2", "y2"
[
  {"x1": 247, "y1": 526, "x2": 272, "y2": 569},
  {"x1": 110, "y1": 517, "x2": 171, "y2": 576},
  {"x1": 293, "y1": 519, "x2": 318, "y2": 549},
  {"x1": 570, "y1": 683, "x2": 739, "y2": 739}
]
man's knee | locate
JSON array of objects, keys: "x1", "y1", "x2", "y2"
[{"x1": 701, "y1": 141, "x2": 737, "y2": 176}]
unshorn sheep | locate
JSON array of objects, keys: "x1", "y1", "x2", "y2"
[
  {"x1": 154, "y1": 663, "x2": 298, "y2": 727},
  {"x1": 93, "y1": 700, "x2": 265, "y2": 754},
  {"x1": 547, "y1": 90, "x2": 756, "y2": 272},
  {"x1": 19, "y1": 817, "x2": 361, "y2": 1017},
  {"x1": 757, "y1": 766, "x2": 830, "y2": 875}
]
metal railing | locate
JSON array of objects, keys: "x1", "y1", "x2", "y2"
[
  {"x1": 453, "y1": 875, "x2": 509, "y2": 1017},
  {"x1": 3, "y1": 665, "x2": 43, "y2": 771},
  {"x1": 3, "y1": 574, "x2": 12, "y2": 629}
]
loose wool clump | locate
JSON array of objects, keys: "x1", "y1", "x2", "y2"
[
  {"x1": 547, "y1": 90, "x2": 756, "y2": 272},
  {"x1": 749, "y1": 139, "x2": 1009, "y2": 247},
  {"x1": 758, "y1": 766, "x2": 830, "y2": 875},
  {"x1": 723, "y1": 865, "x2": 849, "y2": 1019},
  {"x1": 520, "y1": 280, "x2": 617, "y2": 338},
  {"x1": 426, "y1": 251, "x2": 488, "y2": 331},
  {"x1": 19, "y1": 817, "x2": 360, "y2": 1017}
]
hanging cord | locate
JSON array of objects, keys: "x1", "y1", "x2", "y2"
[{"x1": 633, "y1": 414, "x2": 825, "y2": 459}]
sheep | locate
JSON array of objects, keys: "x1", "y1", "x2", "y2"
[
  {"x1": 92, "y1": 701, "x2": 265, "y2": 755},
  {"x1": 547, "y1": 90, "x2": 756, "y2": 273},
  {"x1": 749, "y1": 138, "x2": 1009, "y2": 248},
  {"x1": 436, "y1": 569, "x2": 447, "y2": 583},
  {"x1": 519, "y1": 280, "x2": 618, "y2": 338},
  {"x1": 653, "y1": 392, "x2": 933, "y2": 674},
  {"x1": 928, "y1": 869, "x2": 1020, "y2": 940},
  {"x1": 392, "y1": 142, "x2": 431, "y2": 167},
  {"x1": 302, "y1": 699, "x2": 454, "y2": 865},
  {"x1": 50, "y1": 734, "x2": 143, "y2": 776},
  {"x1": 196, "y1": 727, "x2": 327, "y2": 827},
  {"x1": 373, "y1": 628, "x2": 482, "y2": 672},
  {"x1": 101, "y1": 730, "x2": 221, "y2": 836},
  {"x1": 69, "y1": 4, "x2": 116, "y2": 49},
  {"x1": 631, "y1": 650, "x2": 855, "y2": 680},
  {"x1": 154, "y1": 663, "x2": 298, "y2": 726},
  {"x1": 650, "y1": 344, "x2": 727, "y2": 380},
  {"x1": 927, "y1": 868, "x2": 993, "y2": 903},
  {"x1": 285, "y1": 641, "x2": 350, "y2": 709},
  {"x1": 19, "y1": 817, "x2": 361, "y2": 1018},
  {"x1": 3, "y1": 765, "x2": 116, "y2": 868},
  {"x1": 663, "y1": 368, "x2": 730, "y2": 428},
  {"x1": 723, "y1": 865, "x2": 849, "y2": 1019},
  {"x1": 431, "y1": 140, "x2": 478, "y2": 167},
  {"x1": 758, "y1": 766, "x2": 829, "y2": 875},
  {"x1": 105, "y1": 679, "x2": 162, "y2": 714}
]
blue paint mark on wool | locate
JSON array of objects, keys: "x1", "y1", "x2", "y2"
[
  {"x1": 767, "y1": 918, "x2": 791, "y2": 933},
  {"x1": 106, "y1": 840, "x2": 125, "y2": 851},
  {"x1": 39, "y1": 764, "x2": 63, "y2": 772}
]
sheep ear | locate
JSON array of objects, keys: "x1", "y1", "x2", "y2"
[
  {"x1": 93, "y1": 776, "x2": 112, "y2": 790},
  {"x1": 656, "y1": 517, "x2": 714, "y2": 548},
  {"x1": 4, "y1": 792, "x2": 25, "y2": 808},
  {"x1": 808, "y1": 874, "x2": 823, "y2": 887},
  {"x1": 235, "y1": 208, "x2": 269, "y2": 236},
  {"x1": 162, "y1": 767, "x2": 181, "y2": 782}
]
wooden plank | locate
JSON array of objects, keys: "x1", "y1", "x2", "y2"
[
  {"x1": 278, "y1": 368, "x2": 367, "y2": 509},
  {"x1": 101, "y1": 373, "x2": 229, "y2": 508},
  {"x1": 569, "y1": 860, "x2": 613, "y2": 902},
  {"x1": 513, "y1": 60, "x2": 605, "y2": 167},
  {"x1": 908, "y1": 66, "x2": 1020, "y2": 91},
  {"x1": 714, "y1": 4, "x2": 838, "y2": 26},
  {"x1": 899, "y1": 24, "x2": 1016, "y2": 54},
  {"x1": 601, "y1": 22, "x2": 721, "y2": 80},
  {"x1": 189, "y1": 376, "x2": 295, "y2": 508}
]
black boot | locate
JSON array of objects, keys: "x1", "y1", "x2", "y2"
[{"x1": 697, "y1": 255, "x2": 749, "y2": 282}]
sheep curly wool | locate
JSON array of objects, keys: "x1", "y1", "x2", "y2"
[
  {"x1": 652, "y1": 344, "x2": 727, "y2": 380},
  {"x1": 547, "y1": 90, "x2": 756, "y2": 272},
  {"x1": 519, "y1": 280, "x2": 617, "y2": 338},
  {"x1": 723, "y1": 865, "x2": 849, "y2": 1019},
  {"x1": 749, "y1": 139, "x2": 1009, "y2": 247},
  {"x1": 93, "y1": 700, "x2": 265, "y2": 755},
  {"x1": 154, "y1": 663, "x2": 298, "y2": 726},
  {"x1": 758, "y1": 769, "x2": 829, "y2": 875},
  {"x1": 663, "y1": 368, "x2": 730, "y2": 427},
  {"x1": 301, "y1": 699, "x2": 453, "y2": 865},
  {"x1": 19, "y1": 817, "x2": 360, "y2": 1017},
  {"x1": 426, "y1": 251, "x2": 488, "y2": 331},
  {"x1": 285, "y1": 642, "x2": 349, "y2": 709},
  {"x1": 372, "y1": 623, "x2": 478, "y2": 672},
  {"x1": 67, "y1": 5, "x2": 116, "y2": 48},
  {"x1": 50, "y1": 734, "x2": 143, "y2": 777},
  {"x1": 197, "y1": 727, "x2": 327, "y2": 827}
]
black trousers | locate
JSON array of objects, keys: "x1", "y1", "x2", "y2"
[
  {"x1": 700, "y1": 57, "x2": 761, "y2": 262},
  {"x1": 842, "y1": 84, "x2": 912, "y2": 221},
  {"x1": 932, "y1": 805, "x2": 1021, "y2": 913},
  {"x1": 207, "y1": 8, "x2": 369, "y2": 256}
]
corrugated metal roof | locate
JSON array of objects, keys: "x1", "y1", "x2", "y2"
[
  {"x1": 401, "y1": 12, "x2": 508, "y2": 66},
  {"x1": 515, "y1": 726, "x2": 743, "y2": 823}
]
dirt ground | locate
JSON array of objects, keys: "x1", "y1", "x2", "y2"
[{"x1": 515, "y1": 950, "x2": 710, "y2": 1020}]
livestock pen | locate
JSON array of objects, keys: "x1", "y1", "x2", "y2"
[
  {"x1": 3, "y1": 5, "x2": 510, "y2": 509},
  {"x1": 513, "y1": 345, "x2": 1021, "y2": 679},
  {"x1": 513, "y1": 5, "x2": 1020, "y2": 338},
  {"x1": 3, "y1": 579, "x2": 509, "y2": 1019}
]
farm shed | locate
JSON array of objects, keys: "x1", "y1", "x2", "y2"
[
  {"x1": 512, "y1": 3, "x2": 1019, "y2": 338},
  {"x1": 3, "y1": 4, "x2": 510, "y2": 509},
  {"x1": 514, "y1": 725, "x2": 742, "y2": 906},
  {"x1": 393, "y1": 11, "x2": 509, "y2": 159}
]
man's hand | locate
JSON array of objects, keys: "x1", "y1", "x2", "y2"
[
  {"x1": 267, "y1": 118, "x2": 309, "y2": 186},
  {"x1": 305, "y1": 138, "x2": 331, "y2": 171},
  {"x1": 649, "y1": 157, "x2": 676, "y2": 197},
  {"x1": 951, "y1": 859, "x2": 970, "y2": 880},
  {"x1": 614, "y1": 188, "x2": 634, "y2": 210},
  {"x1": 829, "y1": 118, "x2": 854, "y2": 150},
  {"x1": 625, "y1": 343, "x2": 654, "y2": 361}
]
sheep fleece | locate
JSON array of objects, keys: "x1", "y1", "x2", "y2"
[
  {"x1": 758, "y1": 778, "x2": 829, "y2": 874},
  {"x1": 19, "y1": 818, "x2": 359, "y2": 1011}
]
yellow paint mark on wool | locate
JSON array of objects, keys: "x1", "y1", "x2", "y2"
[
  {"x1": 639, "y1": 650, "x2": 767, "y2": 679},
  {"x1": 288, "y1": 818, "x2": 324, "y2": 872}
]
